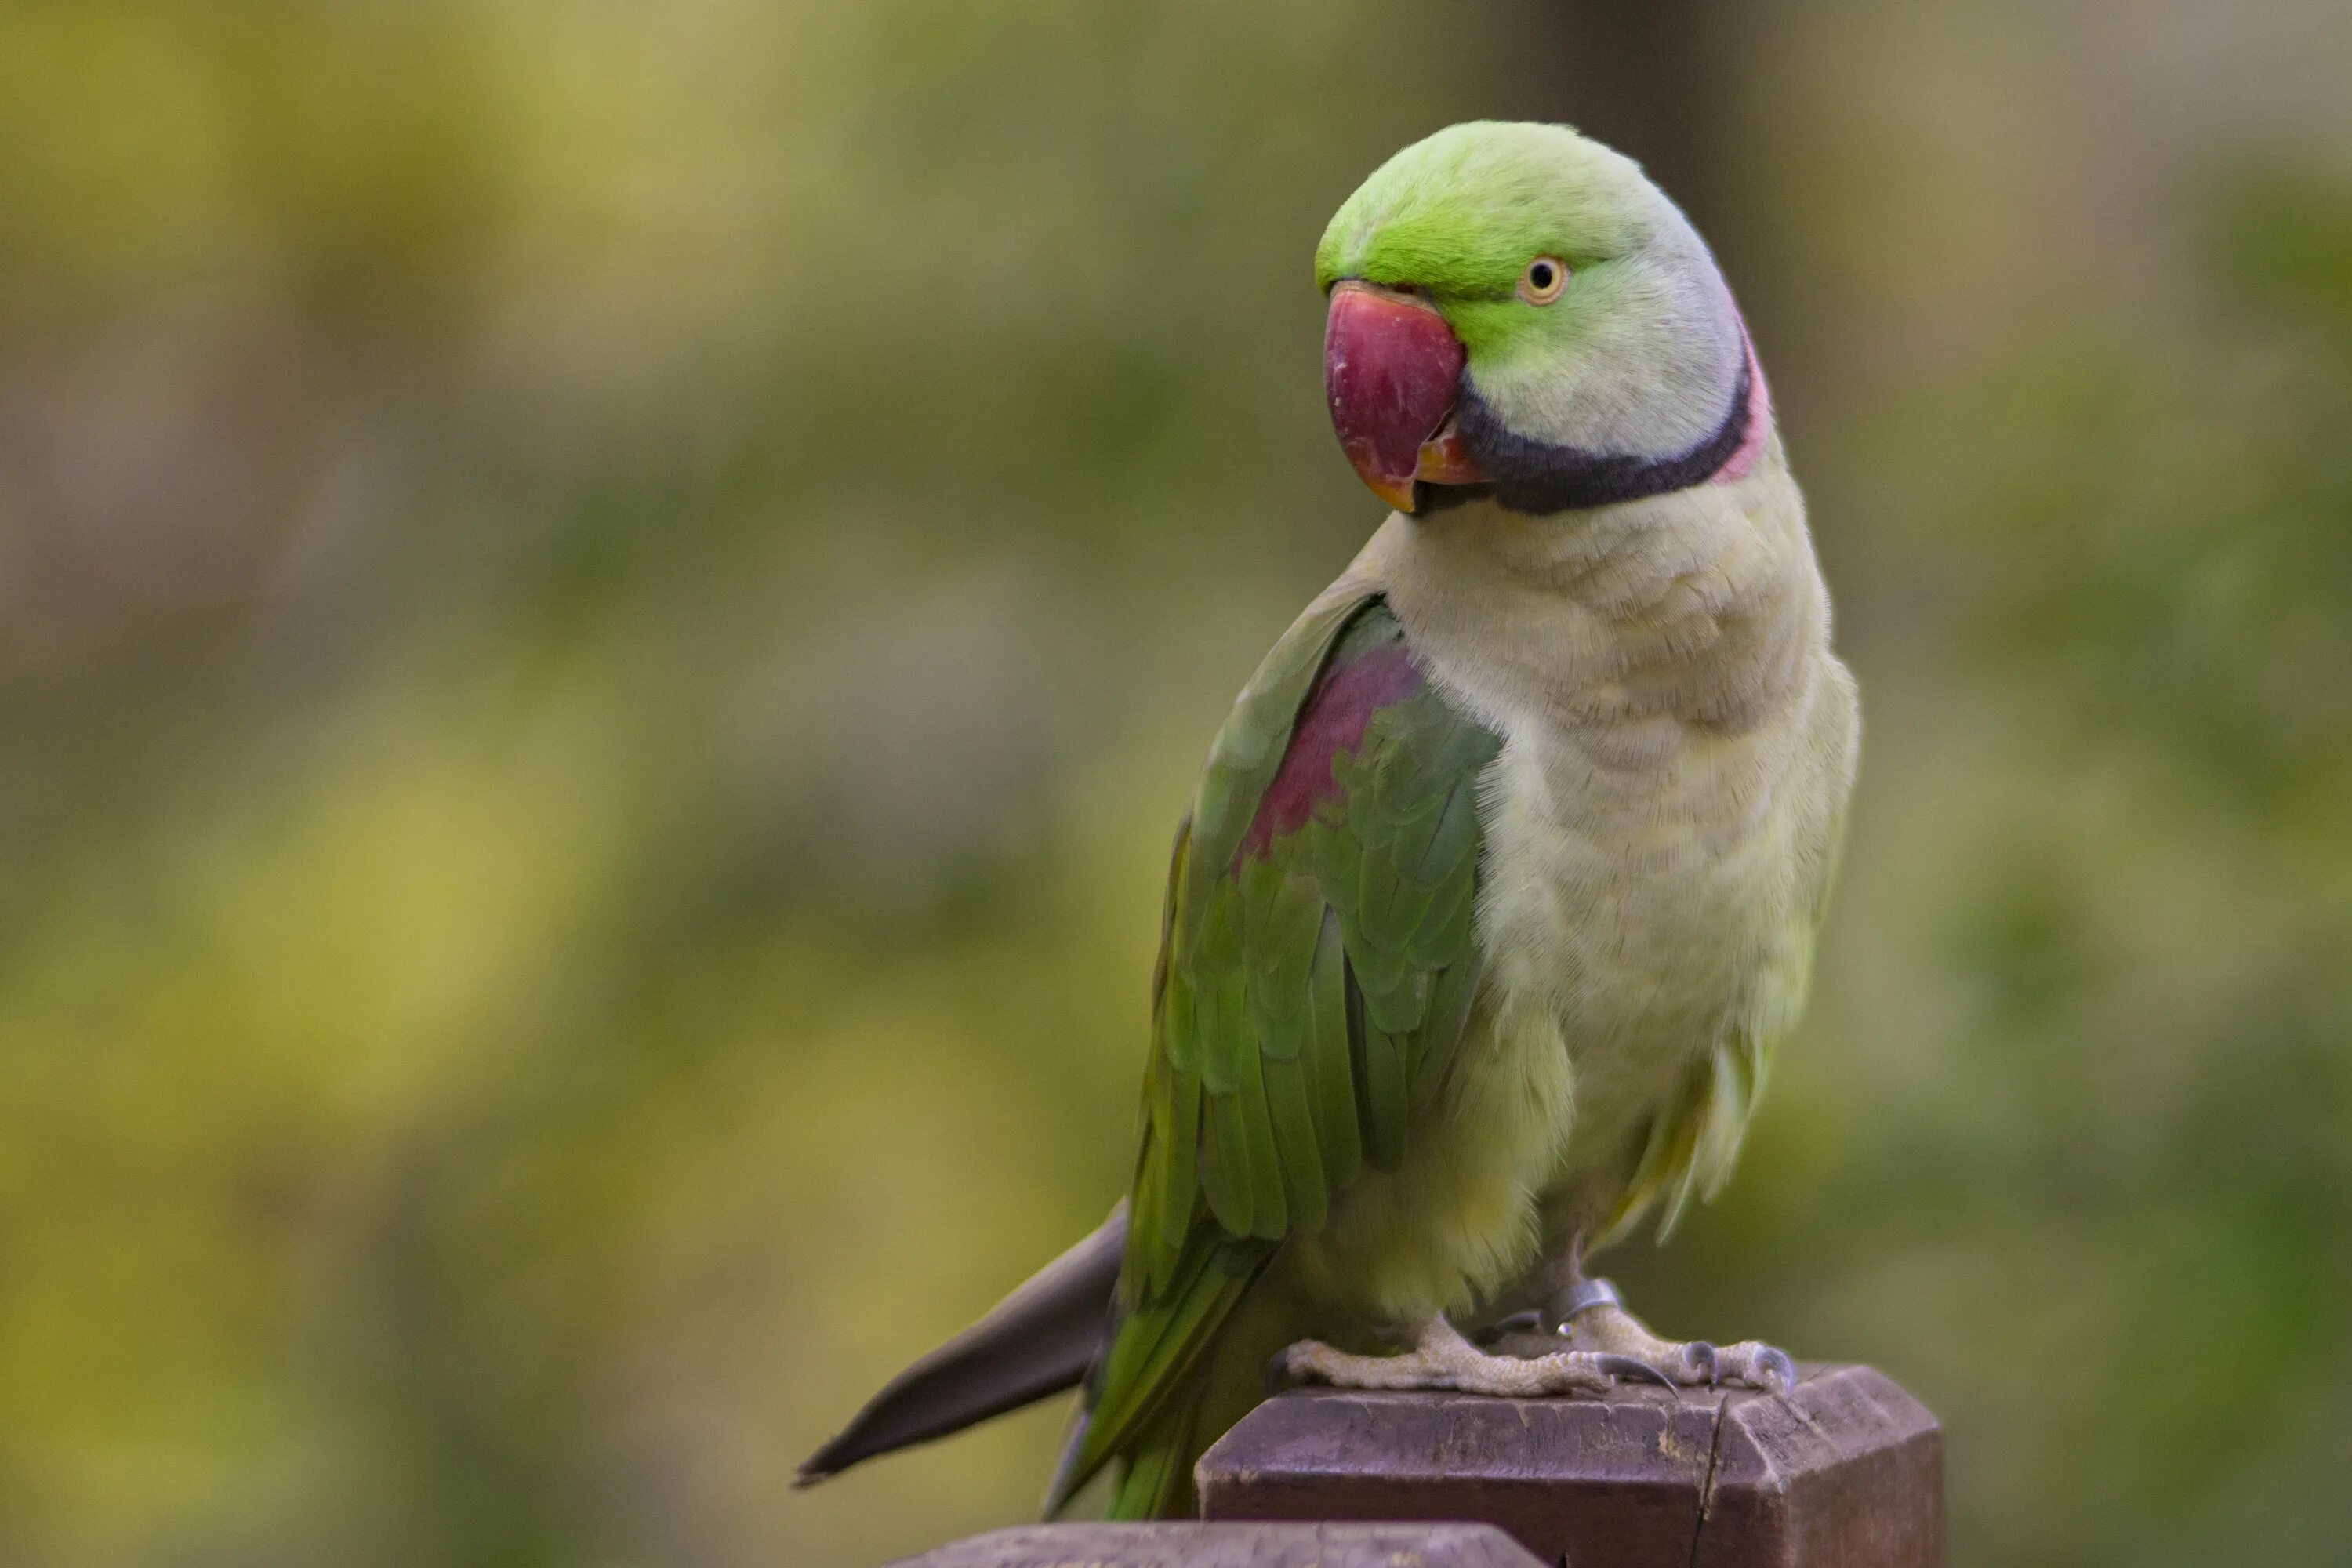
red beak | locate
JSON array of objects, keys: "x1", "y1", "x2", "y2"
[{"x1": 1323, "y1": 281, "x2": 1486, "y2": 512}]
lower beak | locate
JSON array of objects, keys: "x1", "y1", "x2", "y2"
[{"x1": 1323, "y1": 281, "x2": 1486, "y2": 512}]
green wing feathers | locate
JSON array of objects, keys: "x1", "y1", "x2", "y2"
[{"x1": 1054, "y1": 590, "x2": 1501, "y2": 1515}]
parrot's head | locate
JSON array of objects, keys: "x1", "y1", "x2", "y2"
[{"x1": 1316, "y1": 121, "x2": 1766, "y2": 517}]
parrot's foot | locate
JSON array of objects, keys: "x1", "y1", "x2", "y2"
[
  {"x1": 1279, "y1": 1315, "x2": 1674, "y2": 1398},
  {"x1": 1552, "y1": 1277, "x2": 1795, "y2": 1396}
]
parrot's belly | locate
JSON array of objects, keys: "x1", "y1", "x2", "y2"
[{"x1": 1478, "y1": 724, "x2": 1803, "y2": 1192}]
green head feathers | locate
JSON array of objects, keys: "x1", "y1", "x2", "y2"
[
  {"x1": 1316, "y1": 122, "x2": 1761, "y2": 506},
  {"x1": 1316, "y1": 122, "x2": 1656, "y2": 355}
]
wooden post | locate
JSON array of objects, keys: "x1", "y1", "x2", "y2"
[
  {"x1": 1193, "y1": 1365, "x2": 1941, "y2": 1568},
  {"x1": 892, "y1": 1521, "x2": 1547, "y2": 1567}
]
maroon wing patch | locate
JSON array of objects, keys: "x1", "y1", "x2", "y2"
[{"x1": 1235, "y1": 633, "x2": 1422, "y2": 866}]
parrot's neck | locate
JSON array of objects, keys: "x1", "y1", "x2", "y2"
[
  {"x1": 1357, "y1": 444, "x2": 1831, "y2": 747},
  {"x1": 1457, "y1": 313, "x2": 1771, "y2": 517}
]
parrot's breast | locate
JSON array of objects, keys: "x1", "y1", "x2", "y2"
[{"x1": 1475, "y1": 711, "x2": 1826, "y2": 1200}]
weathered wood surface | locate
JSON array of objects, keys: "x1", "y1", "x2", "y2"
[
  {"x1": 891, "y1": 1521, "x2": 1545, "y2": 1567},
  {"x1": 1194, "y1": 1363, "x2": 1941, "y2": 1568}
]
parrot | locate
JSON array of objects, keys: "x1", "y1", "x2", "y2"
[{"x1": 797, "y1": 120, "x2": 1859, "y2": 1522}]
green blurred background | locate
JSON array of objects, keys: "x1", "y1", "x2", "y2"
[{"x1": 2, "y1": 1, "x2": 2349, "y2": 1563}]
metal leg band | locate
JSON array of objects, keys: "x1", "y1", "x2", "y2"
[{"x1": 1553, "y1": 1276, "x2": 1621, "y2": 1322}]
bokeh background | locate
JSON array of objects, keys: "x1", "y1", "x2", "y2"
[{"x1": 3, "y1": 2, "x2": 2350, "y2": 1563}]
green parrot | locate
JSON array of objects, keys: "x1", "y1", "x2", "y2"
[{"x1": 798, "y1": 120, "x2": 1859, "y2": 1521}]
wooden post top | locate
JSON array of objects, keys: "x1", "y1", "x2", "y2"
[
  {"x1": 891, "y1": 1521, "x2": 1548, "y2": 1567},
  {"x1": 1194, "y1": 1363, "x2": 1942, "y2": 1568}
]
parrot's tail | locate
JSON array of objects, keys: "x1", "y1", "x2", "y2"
[{"x1": 794, "y1": 1203, "x2": 1126, "y2": 1488}]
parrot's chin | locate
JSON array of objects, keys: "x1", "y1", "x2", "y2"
[{"x1": 1323, "y1": 280, "x2": 1488, "y2": 513}]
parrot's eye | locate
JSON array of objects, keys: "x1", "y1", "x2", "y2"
[{"x1": 1518, "y1": 256, "x2": 1568, "y2": 306}]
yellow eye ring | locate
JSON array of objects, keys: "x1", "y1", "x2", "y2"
[{"x1": 1517, "y1": 256, "x2": 1569, "y2": 305}]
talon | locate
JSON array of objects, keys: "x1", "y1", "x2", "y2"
[
  {"x1": 1265, "y1": 1348, "x2": 1295, "y2": 1396},
  {"x1": 1594, "y1": 1353, "x2": 1676, "y2": 1389},
  {"x1": 1683, "y1": 1340, "x2": 1719, "y2": 1385},
  {"x1": 1755, "y1": 1347, "x2": 1797, "y2": 1396},
  {"x1": 1478, "y1": 1310, "x2": 1542, "y2": 1345}
]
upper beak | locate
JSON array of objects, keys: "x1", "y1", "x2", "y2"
[{"x1": 1323, "y1": 280, "x2": 1487, "y2": 513}]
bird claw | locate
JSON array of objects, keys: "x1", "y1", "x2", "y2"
[
  {"x1": 1749, "y1": 1345, "x2": 1798, "y2": 1398},
  {"x1": 1273, "y1": 1317, "x2": 1798, "y2": 1403},
  {"x1": 1475, "y1": 1310, "x2": 1544, "y2": 1345},
  {"x1": 1549, "y1": 1282, "x2": 1797, "y2": 1396},
  {"x1": 1708, "y1": 1341, "x2": 1798, "y2": 1397},
  {"x1": 1592, "y1": 1352, "x2": 1678, "y2": 1389}
]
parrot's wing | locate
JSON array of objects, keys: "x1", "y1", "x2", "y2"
[{"x1": 1052, "y1": 585, "x2": 1501, "y2": 1514}]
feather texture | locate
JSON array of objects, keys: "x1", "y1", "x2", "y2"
[{"x1": 1054, "y1": 588, "x2": 1500, "y2": 1514}]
